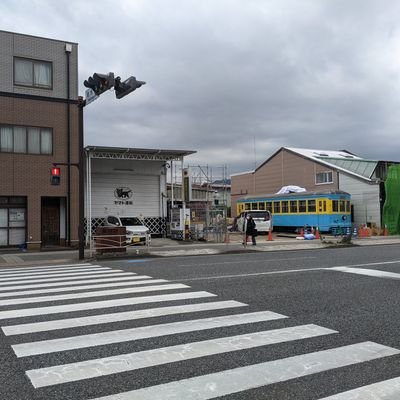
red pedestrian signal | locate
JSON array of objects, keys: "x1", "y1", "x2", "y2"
[{"x1": 51, "y1": 167, "x2": 60, "y2": 185}]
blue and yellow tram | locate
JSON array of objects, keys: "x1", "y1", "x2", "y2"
[{"x1": 236, "y1": 190, "x2": 352, "y2": 233}]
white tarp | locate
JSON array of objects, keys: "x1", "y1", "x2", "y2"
[{"x1": 276, "y1": 185, "x2": 306, "y2": 194}]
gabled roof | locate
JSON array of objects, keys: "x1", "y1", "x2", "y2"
[{"x1": 285, "y1": 147, "x2": 379, "y2": 181}]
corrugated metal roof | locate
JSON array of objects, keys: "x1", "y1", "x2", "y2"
[
  {"x1": 321, "y1": 158, "x2": 378, "y2": 179},
  {"x1": 285, "y1": 147, "x2": 377, "y2": 181}
]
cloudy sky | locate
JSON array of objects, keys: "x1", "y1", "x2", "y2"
[{"x1": 2, "y1": 0, "x2": 400, "y2": 175}]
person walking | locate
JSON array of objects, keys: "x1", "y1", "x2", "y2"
[{"x1": 244, "y1": 215, "x2": 257, "y2": 245}]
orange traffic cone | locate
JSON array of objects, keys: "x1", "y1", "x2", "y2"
[
  {"x1": 268, "y1": 229, "x2": 273, "y2": 241},
  {"x1": 315, "y1": 227, "x2": 320, "y2": 239},
  {"x1": 364, "y1": 226, "x2": 370, "y2": 237},
  {"x1": 358, "y1": 225, "x2": 364, "y2": 238},
  {"x1": 384, "y1": 225, "x2": 389, "y2": 236}
]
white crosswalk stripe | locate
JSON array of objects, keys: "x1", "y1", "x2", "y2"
[
  {"x1": 12, "y1": 310, "x2": 288, "y2": 356},
  {"x1": 328, "y1": 266, "x2": 400, "y2": 280},
  {"x1": 87, "y1": 343, "x2": 400, "y2": 400},
  {"x1": 0, "y1": 266, "x2": 112, "y2": 278},
  {"x1": 0, "y1": 277, "x2": 162, "y2": 299},
  {"x1": 2, "y1": 300, "x2": 247, "y2": 335},
  {"x1": 0, "y1": 291, "x2": 216, "y2": 319},
  {"x1": 0, "y1": 271, "x2": 133, "y2": 287},
  {"x1": 0, "y1": 274, "x2": 152, "y2": 292},
  {"x1": 0, "y1": 283, "x2": 189, "y2": 307},
  {"x1": 27, "y1": 324, "x2": 337, "y2": 387},
  {"x1": 1, "y1": 262, "x2": 399, "y2": 399},
  {"x1": 318, "y1": 376, "x2": 400, "y2": 399},
  {"x1": 0, "y1": 263, "x2": 92, "y2": 273}
]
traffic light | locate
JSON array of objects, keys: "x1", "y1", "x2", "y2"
[
  {"x1": 51, "y1": 167, "x2": 60, "y2": 185},
  {"x1": 83, "y1": 72, "x2": 115, "y2": 96},
  {"x1": 114, "y1": 76, "x2": 146, "y2": 99}
]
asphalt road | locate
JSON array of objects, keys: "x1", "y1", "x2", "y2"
[{"x1": 0, "y1": 244, "x2": 399, "y2": 399}]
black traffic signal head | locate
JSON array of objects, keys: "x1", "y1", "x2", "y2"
[
  {"x1": 84, "y1": 72, "x2": 115, "y2": 96},
  {"x1": 51, "y1": 167, "x2": 60, "y2": 185},
  {"x1": 115, "y1": 76, "x2": 146, "y2": 99}
]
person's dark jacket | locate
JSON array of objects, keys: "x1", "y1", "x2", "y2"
[{"x1": 245, "y1": 217, "x2": 256, "y2": 235}]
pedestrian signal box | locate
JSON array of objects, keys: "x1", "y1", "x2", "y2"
[{"x1": 51, "y1": 167, "x2": 60, "y2": 185}]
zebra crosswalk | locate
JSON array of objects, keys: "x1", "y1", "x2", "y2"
[{"x1": 0, "y1": 262, "x2": 399, "y2": 399}]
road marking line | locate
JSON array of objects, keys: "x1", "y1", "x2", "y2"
[
  {"x1": 177, "y1": 256, "x2": 317, "y2": 267},
  {"x1": 0, "y1": 271, "x2": 134, "y2": 287},
  {"x1": 13, "y1": 310, "x2": 286, "y2": 356},
  {"x1": 0, "y1": 266, "x2": 111, "y2": 278},
  {"x1": 328, "y1": 267, "x2": 400, "y2": 280},
  {"x1": 318, "y1": 376, "x2": 400, "y2": 399},
  {"x1": 0, "y1": 291, "x2": 216, "y2": 320},
  {"x1": 26, "y1": 324, "x2": 337, "y2": 387},
  {"x1": 0, "y1": 278, "x2": 165, "y2": 299},
  {"x1": 177, "y1": 267, "x2": 325, "y2": 282},
  {"x1": 86, "y1": 342, "x2": 400, "y2": 400},
  {"x1": 334, "y1": 260, "x2": 400, "y2": 269},
  {"x1": 0, "y1": 263, "x2": 91, "y2": 272},
  {"x1": 0, "y1": 283, "x2": 190, "y2": 307},
  {"x1": 0, "y1": 275, "x2": 153, "y2": 293},
  {"x1": 2, "y1": 300, "x2": 247, "y2": 336}
]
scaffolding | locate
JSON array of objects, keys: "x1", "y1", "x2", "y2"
[{"x1": 167, "y1": 163, "x2": 230, "y2": 242}]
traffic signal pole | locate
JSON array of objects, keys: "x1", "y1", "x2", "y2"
[
  {"x1": 75, "y1": 72, "x2": 145, "y2": 260},
  {"x1": 78, "y1": 96, "x2": 86, "y2": 260}
]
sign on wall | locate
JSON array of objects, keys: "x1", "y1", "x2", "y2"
[{"x1": 114, "y1": 186, "x2": 133, "y2": 205}]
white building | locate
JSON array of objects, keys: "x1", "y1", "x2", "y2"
[{"x1": 85, "y1": 146, "x2": 195, "y2": 239}]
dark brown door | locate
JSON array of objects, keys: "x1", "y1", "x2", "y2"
[{"x1": 41, "y1": 198, "x2": 60, "y2": 246}]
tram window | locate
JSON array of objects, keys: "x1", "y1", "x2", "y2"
[
  {"x1": 266, "y1": 202, "x2": 272, "y2": 212},
  {"x1": 281, "y1": 201, "x2": 289, "y2": 213},
  {"x1": 299, "y1": 200, "x2": 307, "y2": 212},
  {"x1": 251, "y1": 202, "x2": 258, "y2": 210},
  {"x1": 273, "y1": 201, "x2": 281, "y2": 214},
  {"x1": 323, "y1": 200, "x2": 327, "y2": 212},
  {"x1": 339, "y1": 200, "x2": 346, "y2": 212},
  {"x1": 245, "y1": 203, "x2": 250, "y2": 210},
  {"x1": 308, "y1": 200, "x2": 316, "y2": 212},
  {"x1": 332, "y1": 200, "x2": 338, "y2": 212},
  {"x1": 346, "y1": 200, "x2": 350, "y2": 212},
  {"x1": 259, "y1": 202, "x2": 265, "y2": 210},
  {"x1": 289, "y1": 200, "x2": 298, "y2": 213}
]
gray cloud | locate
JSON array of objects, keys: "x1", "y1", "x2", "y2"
[{"x1": 2, "y1": 0, "x2": 400, "y2": 173}]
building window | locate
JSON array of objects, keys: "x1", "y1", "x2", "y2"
[
  {"x1": 14, "y1": 57, "x2": 52, "y2": 89},
  {"x1": 0, "y1": 197, "x2": 27, "y2": 247},
  {"x1": 316, "y1": 171, "x2": 333, "y2": 184},
  {"x1": 0, "y1": 125, "x2": 53, "y2": 155}
]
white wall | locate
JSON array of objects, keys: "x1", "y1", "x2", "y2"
[{"x1": 339, "y1": 173, "x2": 381, "y2": 227}]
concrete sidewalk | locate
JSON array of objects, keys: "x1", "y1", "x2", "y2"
[{"x1": 0, "y1": 232, "x2": 399, "y2": 268}]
